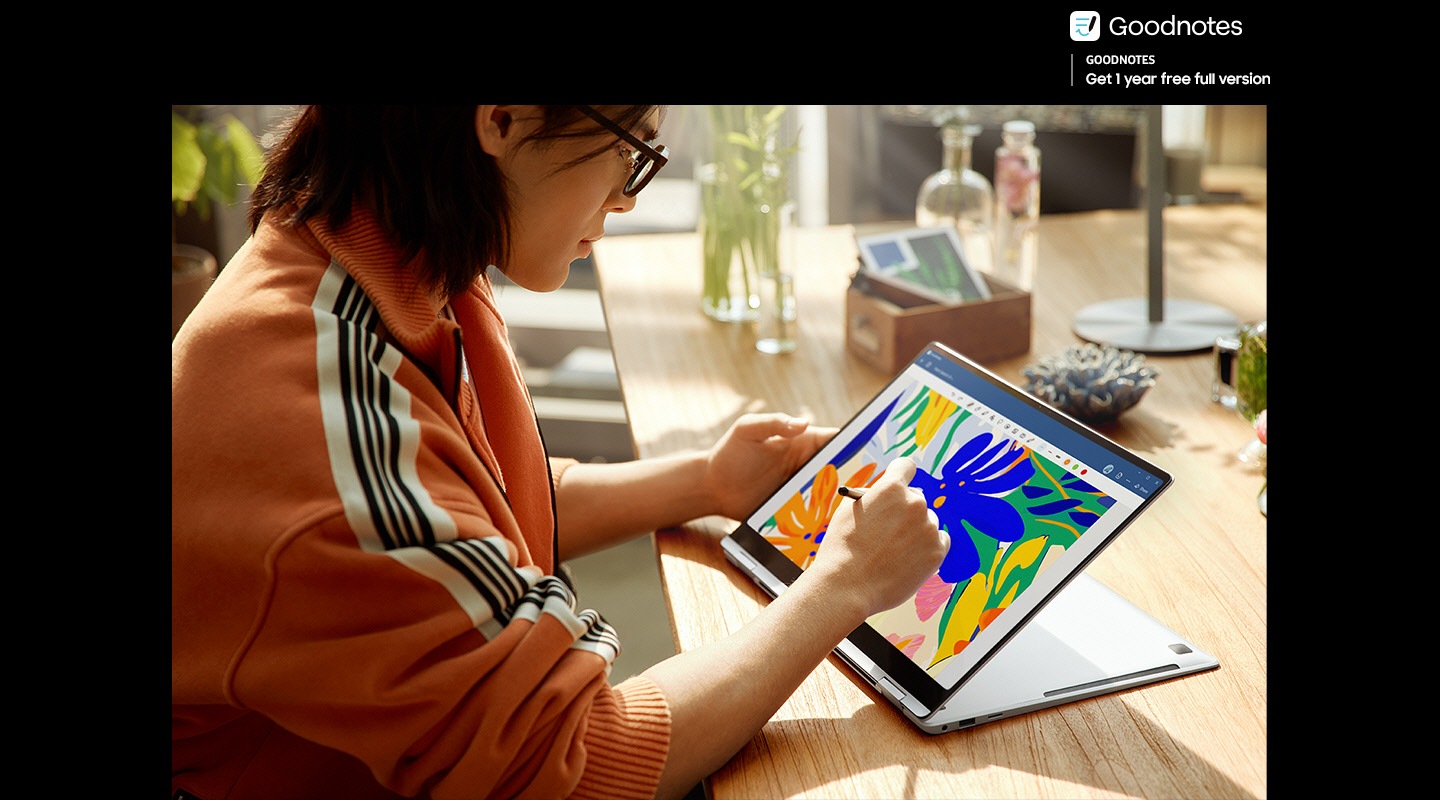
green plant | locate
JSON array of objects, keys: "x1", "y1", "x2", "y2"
[
  {"x1": 1235, "y1": 322, "x2": 1267, "y2": 423},
  {"x1": 171, "y1": 106, "x2": 264, "y2": 223},
  {"x1": 699, "y1": 105, "x2": 801, "y2": 321}
]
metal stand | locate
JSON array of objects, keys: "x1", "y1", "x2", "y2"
[{"x1": 1073, "y1": 106, "x2": 1237, "y2": 353}]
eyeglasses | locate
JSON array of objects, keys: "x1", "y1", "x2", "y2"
[{"x1": 576, "y1": 105, "x2": 669, "y2": 197}]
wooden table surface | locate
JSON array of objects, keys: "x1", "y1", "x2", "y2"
[{"x1": 591, "y1": 201, "x2": 1267, "y2": 799}]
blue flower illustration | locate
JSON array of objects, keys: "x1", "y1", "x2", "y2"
[{"x1": 910, "y1": 431, "x2": 1035, "y2": 583}]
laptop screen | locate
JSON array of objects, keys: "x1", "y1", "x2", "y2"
[{"x1": 726, "y1": 342, "x2": 1171, "y2": 714}]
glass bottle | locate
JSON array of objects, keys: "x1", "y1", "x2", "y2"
[
  {"x1": 916, "y1": 122, "x2": 994, "y2": 278},
  {"x1": 994, "y1": 120, "x2": 1040, "y2": 292}
]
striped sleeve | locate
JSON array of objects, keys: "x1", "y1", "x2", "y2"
[{"x1": 311, "y1": 260, "x2": 620, "y2": 660}]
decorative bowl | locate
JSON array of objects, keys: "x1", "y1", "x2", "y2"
[{"x1": 1021, "y1": 344, "x2": 1157, "y2": 426}]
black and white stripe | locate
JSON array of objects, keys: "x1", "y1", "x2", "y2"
[{"x1": 312, "y1": 262, "x2": 618, "y2": 662}]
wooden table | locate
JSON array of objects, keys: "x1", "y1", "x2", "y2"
[{"x1": 592, "y1": 202, "x2": 1267, "y2": 800}]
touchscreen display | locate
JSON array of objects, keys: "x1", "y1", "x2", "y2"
[{"x1": 741, "y1": 346, "x2": 1165, "y2": 684}]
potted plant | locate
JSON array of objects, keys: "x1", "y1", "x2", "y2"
[{"x1": 171, "y1": 105, "x2": 264, "y2": 338}]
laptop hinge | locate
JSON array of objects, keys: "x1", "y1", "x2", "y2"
[{"x1": 878, "y1": 676, "x2": 931, "y2": 717}]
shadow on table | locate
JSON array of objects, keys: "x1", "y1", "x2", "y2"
[
  {"x1": 712, "y1": 699, "x2": 1257, "y2": 799},
  {"x1": 1088, "y1": 406, "x2": 1181, "y2": 456}
]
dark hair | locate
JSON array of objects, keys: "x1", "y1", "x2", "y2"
[{"x1": 247, "y1": 105, "x2": 663, "y2": 300}]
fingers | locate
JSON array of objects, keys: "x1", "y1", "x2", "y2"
[
  {"x1": 859, "y1": 459, "x2": 935, "y2": 531},
  {"x1": 877, "y1": 456, "x2": 918, "y2": 490},
  {"x1": 734, "y1": 412, "x2": 811, "y2": 441},
  {"x1": 826, "y1": 456, "x2": 952, "y2": 615},
  {"x1": 879, "y1": 457, "x2": 944, "y2": 540},
  {"x1": 856, "y1": 458, "x2": 922, "y2": 508}
]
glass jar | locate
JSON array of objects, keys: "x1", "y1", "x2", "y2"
[
  {"x1": 994, "y1": 120, "x2": 1040, "y2": 292},
  {"x1": 916, "y1": 122, "x2": 994, "y2": 277}
]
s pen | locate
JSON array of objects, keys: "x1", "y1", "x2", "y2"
[{"x1": 836, "y1": 486, "x2": 867, "y2": 500}]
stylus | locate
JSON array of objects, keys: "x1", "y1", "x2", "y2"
[{"x1": 836, "y1": 486, "x2": 867, "y2": 500}]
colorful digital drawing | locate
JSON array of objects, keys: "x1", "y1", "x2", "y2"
[{"x1": 757, "y1": 376, "x2": 1119, "y2": 677}]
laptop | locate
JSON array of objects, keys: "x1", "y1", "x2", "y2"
[{"x1": 721, "y1": 341, "x2": 1219, "y2": 734}]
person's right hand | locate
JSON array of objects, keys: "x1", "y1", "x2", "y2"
[{"x1": 803, "y1": 456, "x2": 948, "y2": 618}]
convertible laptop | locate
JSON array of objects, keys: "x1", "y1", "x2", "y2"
[{"x1": 721, "y1": 341, "x2": 1219, "y2": 734}]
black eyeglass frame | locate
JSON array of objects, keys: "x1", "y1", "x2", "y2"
[{"x1": 575, "y1": 105, "x2": 670, "y2": 197}]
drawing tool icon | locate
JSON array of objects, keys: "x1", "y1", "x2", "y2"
[{"x1": 1071, "y1": 11, "x2": 1101, "y2": 40}]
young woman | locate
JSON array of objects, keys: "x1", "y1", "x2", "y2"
[{"x1": 171, "y1": 105, "x2": 947, "y2": 800}]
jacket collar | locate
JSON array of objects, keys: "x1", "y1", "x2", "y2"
[{"x1": 302, "y1": 204, "x2": 460, "y2": 369}]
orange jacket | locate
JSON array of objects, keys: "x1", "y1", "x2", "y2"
[{"x1": 172, "y1": 207, "x2": 670, "y2": 799}]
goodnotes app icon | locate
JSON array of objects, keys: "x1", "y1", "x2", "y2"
[{"x1": 1072, "y1": 11, "x2": 1100, "y2": 40}]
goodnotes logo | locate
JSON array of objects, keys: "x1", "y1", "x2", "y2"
[{"x1": 1072, "y1": 11, "x2": 1101, "y2": 40}]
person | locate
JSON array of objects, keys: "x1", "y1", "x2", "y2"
[{"x1": 171, "y1": 105, "x2": 948, "y2": 800}]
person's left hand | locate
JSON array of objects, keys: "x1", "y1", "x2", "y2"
[{"x1": 703, "y1": 413, "x2": 836, "y2": 521}]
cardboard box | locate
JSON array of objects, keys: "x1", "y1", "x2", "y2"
[{"x1": 846, "y1": 273, "x2": 1031, "y2": 372}]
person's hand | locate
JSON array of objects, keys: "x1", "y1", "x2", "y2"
[
  {"x1": 703, "y1": 413, "x2": 837, "y2": 521},
  {"x1": 803, "y1": 457, "x2": 948, "y2": 617}
]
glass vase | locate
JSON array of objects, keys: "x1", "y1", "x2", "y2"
[
  {"x1": 755, "y1": 200, "x2": 798, "y2": 354},
  {"x1": 698, "y1": 105, "x2": 798, "y2": 324},
  {"x1": 699, "y1": 160, "x2": 758, "y2": 322}
]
